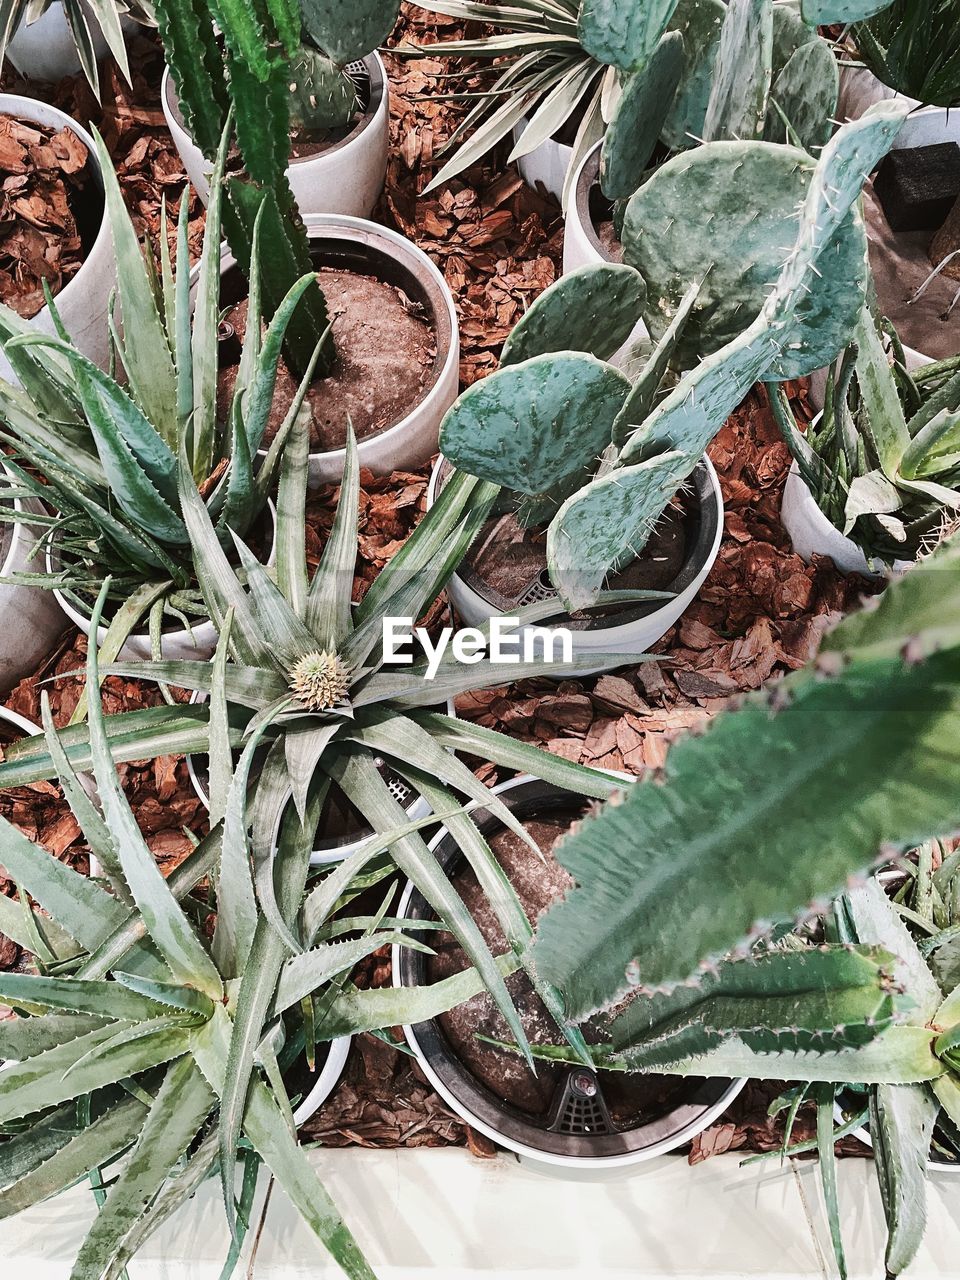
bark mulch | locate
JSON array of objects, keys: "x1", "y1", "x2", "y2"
[{"x1": 0, "y1": 4, "x2": 877, "y2": 1164}]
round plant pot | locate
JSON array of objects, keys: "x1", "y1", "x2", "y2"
[
  {"x1": 186, "y1": 690, "x2": 457, "y2": 867},
  {"x1": 780, "y1": 462, "x2": 912, "y2": 576},
  {"x1": 207, "y1": 215, "x2": 459, "y2": 487},
  {"x1": 428, "y1": 454, "x2": 723, "y2": 667},
  {"x1": 394, "y1": 775, "x2": 745, "y2": 1171},
  {"x1": 290, "y1": 1035, "x2": 351, "y2": 1127},
  {"x1": 162, "y1": 55, "x2": 389, "y2": 218},
  {"x1": 5, "y1": 1, "x2": 113, "y2": 83},
  {"x1": 0, "y1": 94, "x2": 115, "y2": 378},
  {"x1": 0, "y1": 475, "x2": 68, "y2": 695},
  {"x1": 47, "y1": 499, "x2": 277, "y2": 662},
  {"x1": 511, "y1": 116, "x2": 573, "y2": 204}
]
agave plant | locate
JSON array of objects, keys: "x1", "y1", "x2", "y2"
[
  {"x1": 0, "y1": 0, "x2": 154, "y2": 99},
  {"x1": 0, "y1": 124, "x2": 323, "y2": 657},
  {"x1": 0, "y1": 590, "x2": 512, "y2": 1279},
  {"x1": 852, "y1": 0, "x2": 960, "y2": 107},
  {"x1": 769, "y1": 306, "x2": 960, "y2": 565},
  {"x1": 439, "y1": 102, "x2": 908, "y2": 610},
  {"x1": 405, "y1": 0, "x2": 838, "y2": 202}
]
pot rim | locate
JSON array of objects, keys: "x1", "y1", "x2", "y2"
[
  {"x1": 393, "y1": 773, "x2": 746, "y2": 1168},
  {"x1": 46, "y1": 498, "x2": 278, "y2": 646},
  {"x1": 161, "y1": 51, "x2": 388, "y2": 168},
  {"x1": 571, "y1": 139, "x2": 610, "y2": 263},
  {"x1": 428, "y1": 454, "x2": 724, "y2": 638},
  {"x1": 203, "y1": 214, "x2": 459, "y2": 469},
  {"x1": 0, "y1": 467, "x2": 30, "y2": 580},
  {"x1": 0, "y1": 93, "x2": 109, "y2": 315},
  {"x1": 291, "y1": 1034, "x2": 352, "y2": 1127}
]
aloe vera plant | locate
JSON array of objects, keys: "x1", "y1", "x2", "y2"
[
  {"x1": 406, "y1": 0, "x2": 838, "y2": 202},
  {"x1": 0, "y1": 128, "x2": 321, "y2": 656},
  {"x1": 0, "y1": 589, "x2": 510, "y2": 1280},
  {"x1": 852, "y1": 0, "x2": 960, "y2": 107},
  {"x1": 770, "y1": 307, "x2": 960, "y2": 565},
  {"x1": 440, "y1": 102, "x2": 909, "y2": 610},
  {"x1": 0, "y1": 0, "x2": 153, "y2": 99},
  {"x1": 154, "y1": 0, "x2": 399, "y2": 375}
]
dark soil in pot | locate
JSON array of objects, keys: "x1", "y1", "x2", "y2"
[
  {"x1": 217, "y1": 266, "x2": 436, "y2": 451},
  {"x1": 403, "y1": 783, "x2": 729, "y2": 1158},
  {"x1": 0, "y1": 112, "x2": 103, "y2": 318}
]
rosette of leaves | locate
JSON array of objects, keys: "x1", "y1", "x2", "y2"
[
  {"x1": 852, "y1": 0, "x2": 960, "y2": 107},
  {"x1": 0, "y1": 591, "x2": 505, "y2": 1280},
  {"x1": 769, "y1": 307, "x2": 960, "y2": 565},
  {"x1": 0, "y1": 126, "x2": 322, "y2": 657}
]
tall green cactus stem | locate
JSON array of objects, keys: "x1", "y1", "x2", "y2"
[
  {"x1": 600, "y1": 31, "x2": 685, "y2": 200},
  {"x1": 154, "y1": 0, "x2": 332, "y2": 378},
  {"x1": 438, "y1": 352, "x2": 631, "y2": 502},
  {"x1": 701, "y1": 0, "x2": 773, "y2": 143},
  {"x1": 577, "y1": 0, "x2": 680, "y2": 73},
  {"x1": 499, "y1": 264, "x2": 646, "y2": 367},
  {"x1": 300, "y1": 0, "x2": 401, "y2": 65}
]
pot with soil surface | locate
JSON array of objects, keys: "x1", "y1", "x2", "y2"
[
  {"x1": 395, "y1": 776, "x2": 744, "y2": 1169},
  {"x1": 428, "y1": 454, "x2": 723, "y2": 665},
  {"x1": 0, "y1": 95, "x2": 114, "y2": 376},
  {"x1": 211, "y1": 215, "x2": 459, "y2": 487},
  {"x1": 161, "y1": 55, "x2": 389, "y2": 218},
  {"x1": 0, "y1": 470, "x2": 67, "y2": 695}
]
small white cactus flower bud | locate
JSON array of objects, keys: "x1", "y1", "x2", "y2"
[{"x1": 288, "y1": 650, "x2": 351, "y2": 711}]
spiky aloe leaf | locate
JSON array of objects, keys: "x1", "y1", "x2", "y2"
[
  {"x1": 533, "y1": 604, "x2": 960, "y2": 1017},
  {"x1": 499, "y1": 264, "x2": 646, "y2": 367},
  {"x1": 439, "y1": 352, "x2": 630, "y2": 496},
  {"x1": 871, "y1": 1084, "x2": 939, "y2": 1278},
  {"x1": 300, "y1": 0, "x2": 401, "y2": 63},
  {"x1": 577, "y1": 0, "x2": 679, "y2": 72}
]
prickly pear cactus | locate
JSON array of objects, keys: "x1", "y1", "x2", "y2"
[
  {"x1": 438, "y1": 352, "x2": 631, "y2": 499},
  {"x1": 287, "y1": 46, "x2": 358, "y2": 133},
  {"x1": 659, "y1": 0, "x2": 725, "y2": 153},
  {"x1": 546, "y1": 449, "x2": 694, "y2": 610},
  {"x1": 577, "y1": 0, "x2": 680, "y2": 73},
  {"x1": 701, "y1": 0, "x2": 773, "y2": 143},
  {"x1": 763, "y1": 6, "x2": 839, "y2": 151},
  {"x1": 499, "y1": 264, "x2": 646, "y2": 367},
  {"x1": 601, "y1": 31, "x2": 684, "y2": 200},
  {"x1": 801, "y1": 0, "x2": 894, "y2": 19},
  {"x1": 300, "y1": 0, "x2": 401, "y2": 65},
  {"x1": 620, "y1": 140, "x2": 867, "y2": 371}
]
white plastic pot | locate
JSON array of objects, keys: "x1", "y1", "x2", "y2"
[
  {"x1": 395, "y1": 774, "x2": 746, "y2": 1172},
  {"x1": 48, "y1": 500, "x2": 277, "y2": 661},
  {"x1": 511, "y1": 116, "x2": 572, "y2": 204},
  {"x1": 208, "y1": 215, "x2": 460, "y2": 487},
  {"x1": 162, "y1": 54, "x2": 389, "y2": 218},
  {"x1": 0, "y1": 478, "x2": 68, "y2": 695},
  {"x1": 0, "y1": 94, "x2": 115, "y2": 378},
  {"x1": 781, "y1": 462, "x2": 912, "y2": 576},
  {"x1": 428, "y1": 454, "x2": 723, "y2": 667},
  {"x1": 5, "y1": 1, "x2": 112, "y2": 83},
  {"x1": 291, "y1": 1036, "x2": 351, "y2": 1127}
]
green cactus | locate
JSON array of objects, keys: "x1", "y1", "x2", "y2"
[
  {"x1": 802, "y1": 0, "x2": 896, "y2": 19},
  {"x1": 659, "y1": 0, "x2": 726, "y2": 152},
  {"x1": 532, "y1": 529, "x2": 960, "y2": 1017},
  {"x1": 764, "y1": 6, "x2": 839, "y2": 151},
  {"x1": 600, "y1": 31, "x2": 685, "y2": 200},
  {"x1": 701, "y1": 0, "x2": 773, "y2": 143},
  {"x1": 499, "y1": 263, "x2": 647, "y2": 367},
  {"x1": 577, "y1": 0, "x2": 680, "y2": 73},
  {"x1": 286, "y1": 45, "x2": 359, "y2": 133},
  {"x1": 438, "y1": 352, "x2": 631, "y2": 504},
  {"x1": 300, "y1": 0, "x2": 401, "y2": 65}
]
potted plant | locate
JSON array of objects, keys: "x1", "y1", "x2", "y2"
[
  {"x1": 395, "y1": 773, "x2": 746, "y2": 1169},
  {"x1": 0, "y1": 129, "x2": 300, "y2": 661},
  {"x1": 0, "y1": 469, "x2": 66, "y2": 694},
  {"x1": 161, "y1": 0, "x2": 394, "y2": 218},
  {"x1": 0, "y1": 612, "x2": 484, "y2": 1280},
  {"x1": 0, "y1": 93, "x2": 116, "y2": 377},
  {"x1": 771, "y1": 306, "x2": 960, "y2": 574},
  {"x1": 433, "y1": 106, "x2": 905, "y2": 657},
  {"x1": 1, "y1": 0, "x2": 150, "y2": 96},
  {"x1": 522, "y1": 534, "x2": 960, "y2": 1274}
]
